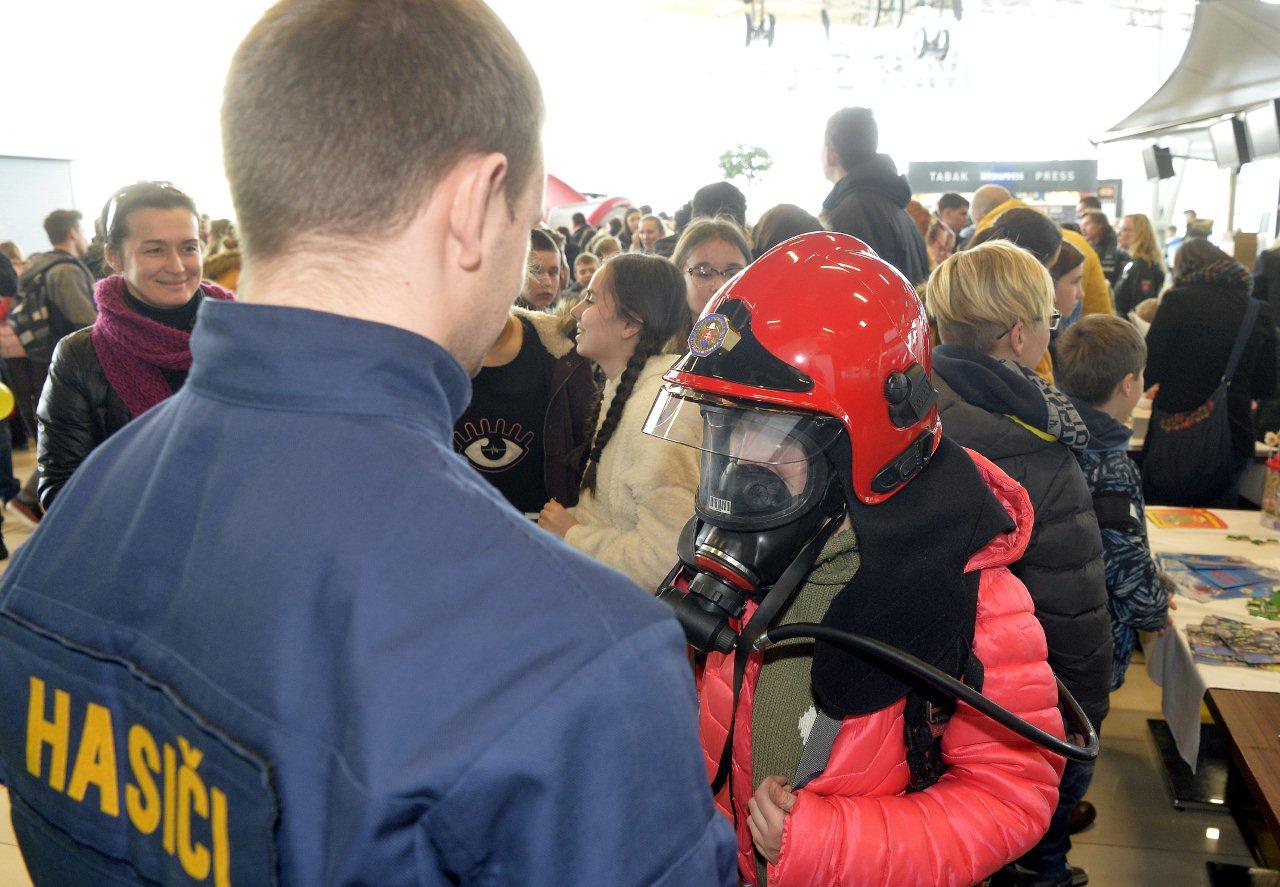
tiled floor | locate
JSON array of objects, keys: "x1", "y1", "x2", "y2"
[{"x1": 0, "y1": 440, "x2": 1266, "y2": 885}]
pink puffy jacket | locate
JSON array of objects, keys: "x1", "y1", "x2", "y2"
[{"x1": 697, "y1": 448, "x2": 1066, "y2": 886}]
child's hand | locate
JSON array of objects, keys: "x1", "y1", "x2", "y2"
[
  {"x1": 748, "y1": 775, "x2": 796, "y2": 865},
  {"x1": 537, "y1": 499, "x2": 578, "y2": 538}
]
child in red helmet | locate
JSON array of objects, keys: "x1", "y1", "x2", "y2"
[{"x1": 647, "y1": 232, "x2": 1069, "y2": 886}]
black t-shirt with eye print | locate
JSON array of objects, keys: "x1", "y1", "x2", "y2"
[{"x1": 453, "y1": 316, "x2": 556, "y2": 515}]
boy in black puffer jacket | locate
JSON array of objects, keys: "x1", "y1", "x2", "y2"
[{"x1": 1056, "y1": 315, "x2": 1169, "y2": 691}]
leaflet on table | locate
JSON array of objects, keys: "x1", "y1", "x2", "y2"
[
  {"x1": 1156, "y1": 553, "x2": 1280, "y2": 603},
  {"x1": 1146, "y1": 507, "x2": 1229, "y2": 529},
  {"x1": 1187, "y1": 615, "x2": 1280, "y2": 668}
]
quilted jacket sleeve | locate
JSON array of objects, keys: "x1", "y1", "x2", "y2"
[
  {"x1": 766, "y1": 565, "x2": 1066, "y2": 887},
  {"x1": 36, "y1": 334, "x2": 107, "y2": 508}
]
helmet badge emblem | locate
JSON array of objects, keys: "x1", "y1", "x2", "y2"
[{"x1": 689, "y1": 312, "x2": 741, "y2": 358}]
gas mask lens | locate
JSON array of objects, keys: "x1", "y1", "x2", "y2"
[{"x1": 644, "y1": 386, "x2": 842, "y2": 530}]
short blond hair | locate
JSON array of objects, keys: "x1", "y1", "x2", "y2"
[{"x1": 926, "y1": 240, "x2": 1054, "y2": 355}]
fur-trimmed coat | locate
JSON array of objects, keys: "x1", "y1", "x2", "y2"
[{"x1": 564, "y1": 353, "x2": 699, "y2": 590}]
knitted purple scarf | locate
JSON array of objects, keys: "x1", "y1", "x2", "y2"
[{"x1": 91, "y1": 274, "x2": 234, "y2": 417}]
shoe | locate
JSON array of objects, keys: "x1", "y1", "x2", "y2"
[
  {"x1": 8, "y1": 497, "x2": 42, "y2": 525},
  {"x1": 992, "y1": 864, "x2": 1088, "y2": 887},
  {"x1": 1067, "y1": 800, "x2": 1096, "y2": 835}
]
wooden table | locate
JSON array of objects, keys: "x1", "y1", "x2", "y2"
[{"x1": 1205, "y1": 689, "x2": 1280, "y2": 868}]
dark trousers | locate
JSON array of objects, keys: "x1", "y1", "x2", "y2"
[
  {"x1": 1017, "y1": 754, "x2": 1097, "y2": 879},
  {"x1": 5, "y1": 357, "x2": 45, "y2": 445}
]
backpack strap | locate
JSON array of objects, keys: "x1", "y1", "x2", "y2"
[
  {"x1": 1093, "y1": 491, "x2": 1142, "y2": 531},
  {"x1": 790, "y1": 651, "x2": 985, "y2": 794},
  {"x1": 1223, "y1": 297, "x2": 1261, "y2": 386}
]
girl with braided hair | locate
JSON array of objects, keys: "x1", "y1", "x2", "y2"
[{"x1": 537, "y1": 253, "x2": 699, "y2": 589}]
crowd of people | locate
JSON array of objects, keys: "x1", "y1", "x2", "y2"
[{"x1": 3, "y1": 1, "x2": 1280, "y2": 885}]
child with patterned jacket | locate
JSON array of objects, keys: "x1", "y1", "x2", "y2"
[{"x1": 1055, "y1": 315, "x2": 1170, "y2": 689}]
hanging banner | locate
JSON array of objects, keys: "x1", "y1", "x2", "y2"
[{"x1": 907, "y1": 160, "x2": 1098, "y2": 193}]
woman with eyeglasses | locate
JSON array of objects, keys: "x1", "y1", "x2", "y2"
[
  {"x1": 926, "y1": 240, "x2": 1111, "y2": 887},
  {"x1": 671, "y1": 218, "x2": 752, "y2": 348},
  {"x1": 536, "y1": 254, "x2": 696, "y2": 590},
  {"x1": 36, "y1": 182, "x2": 234, "y2": 507}
]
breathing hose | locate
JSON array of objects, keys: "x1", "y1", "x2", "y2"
[{"x1": 755, "y1": 622, "x2": 1099, "y2": 762}]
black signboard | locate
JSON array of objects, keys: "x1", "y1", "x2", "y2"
[{"x1": 907, "y1": 160, "x2": 1098, "y2": 194}]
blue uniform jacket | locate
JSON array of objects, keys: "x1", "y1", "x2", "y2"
[{"x1": 0, "y1": 300, "x2": 736, "y2": 886}]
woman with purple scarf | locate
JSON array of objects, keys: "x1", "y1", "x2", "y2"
[{"x1": 36, "y1": 182, "x2": 234, "y2": 507}]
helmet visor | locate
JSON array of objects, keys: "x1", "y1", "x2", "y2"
[{"x1": 644, "y1": 385, "x2": 844, "y2": 529}]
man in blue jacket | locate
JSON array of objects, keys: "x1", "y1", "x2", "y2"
[{"x1": 0, "y1": 2, "x2": 736, "y2": 884}]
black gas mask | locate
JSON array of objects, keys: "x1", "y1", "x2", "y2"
[
  {"x1": 646, "y1": 388, "x2": 848, "y2": 653},
  {"x1": 644, "y1": 385, "x2": 1100, "y2": 769}
]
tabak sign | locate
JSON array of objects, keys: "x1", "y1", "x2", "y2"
[{"x1": 907, "y1": 160, "x2": 1098, "y2": 193}]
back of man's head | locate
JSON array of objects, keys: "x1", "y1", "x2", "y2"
[
  {"x1": 1055, "y1": 314, "x2": 1147, "y2": 407},
  {"x1": 571, "y1": 212, "x2": 587, "y2": 227},
  {"x1": 691, "y1": 182, "x2": 747, "y2": 228},
  {"x1": 970, "y1": 184, "x2": 1012, "y2": 224},
  {"x1": 43, "y1": 210, "x2": 82, "y2": 247},
  {"x1": 1077, "y1": 195, "x2": 1102, "y2": 211},
  {"x1": 824, "y1": 107, "x2": 878, "y2": 171},
  {"x1": 222, "y1": 0, "x2": 543, "y2": 263}
]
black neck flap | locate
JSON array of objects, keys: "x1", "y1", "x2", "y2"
[{"x1": 812, "y1": 436, "x2": 1015, "y2": 719}]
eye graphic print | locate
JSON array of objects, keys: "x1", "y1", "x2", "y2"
[{"x1": 455, "y1": 419, "x2": 534, "y2": 473}]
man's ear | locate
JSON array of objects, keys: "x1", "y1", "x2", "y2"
[{"x1": 447, "y1": 152, "x2": 511, "y2": 272}]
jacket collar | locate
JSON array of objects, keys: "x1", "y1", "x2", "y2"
[
  {"x1": 1069, "y1": 396, "x2": 1133, "y2": 452},
  {"x1": 821, "y1": 153, "x2": 912, "y2": 211},
  {"x1": 187, "y1": 300, "x2": 471, "y2": 442},
  {"x1": 933, "y1": 343, "x2": 1048, "y2": 429}
]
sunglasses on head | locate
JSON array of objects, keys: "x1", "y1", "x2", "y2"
[{"x1": 100, "y1": 181, "x2": 185, "y2": 238}]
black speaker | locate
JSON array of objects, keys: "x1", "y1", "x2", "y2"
[
  {"x1": 1143, "y1": 145, "x2": 1174, "y2": 181},
  {"x1": 1209, "y1": 117, "x2": 1251, "y2": 169},
  {"x1": 1245, "y1": 99, "x2": 1280, "y2": 160}
]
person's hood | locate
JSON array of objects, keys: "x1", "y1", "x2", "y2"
[
  {"x1": 934, "y1": 343, "x2": 1053, "y2": 431},
  {"x1": 821, "y1": 153, "x2": 912, "y2": 211},
  {"x1": 201, "y1": 249, "x2": 241, "y2": 284},
  {"x1": 1175, "y1": 259, "x2": 1254, "y2": 295},
  {"x1": 512, "y1": 305, "x2": 577, "y2": 360},
  {"x1": 1069, "y1": 396, "x2": 1132, "y2": 452},
  {"x1": 973, "y1": 197, "x2": 1025, "y2": 234},
  {"x1": 19, "y1": 250, "x2": 82, "y2": 288},
  {"x1": 962, "y1": 447, "x2": 1033, "y2": 571}
]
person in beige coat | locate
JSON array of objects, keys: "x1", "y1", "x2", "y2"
[{"x1": 537, "y1": 253, "x2": 698, "y2": 590}]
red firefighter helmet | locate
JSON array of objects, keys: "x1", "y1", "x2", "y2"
[{"x1": 644, "y1": 231, "x2": 939, "y2": 506}]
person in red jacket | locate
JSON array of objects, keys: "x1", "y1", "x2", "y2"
[{"x1": 645, "y1": 231, "x2": 1072, "y2": 886}]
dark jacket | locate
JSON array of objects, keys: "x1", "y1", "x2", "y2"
[
  {"x1": 0, "y1": 251, "x2": 17, "y2": 299},
  {"x1": 1112, "y1": 256, "x2": 1165, "y2": 317},
  {"x1": 1255, "y1": 248, "x2": 1280, "y2": 309},
  {"x1": 516, "y1": 307, "x2": 599, "y2": 506},
  {"x1": 1145, "y1": 281, "x2": 1276, "y2": 459},
  {"x1": 932, "y1": 345, "x2": 1112, "y2": 730},
  {"x1": 1090, "y1": 233, "x2": 1126, "y2": 287},
  {"x1": 1070, "y1": 398, "x2": 1167, "y2": 690},
  {"x1": 0, "y1": 299, "x2": 737, "y2": 886},
  {"x1": 36, "y1": 327, "x2": 132, "y2": 507},
  {"x1": 820, "y1": 155, "x2": 930, "y2": 285}
]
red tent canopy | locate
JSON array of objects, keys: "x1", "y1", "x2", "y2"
[{"x1": 543, "y1": 174, "x2": 587, "y2": 214}]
